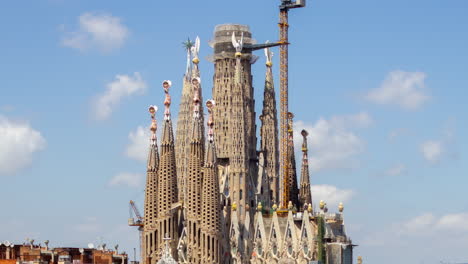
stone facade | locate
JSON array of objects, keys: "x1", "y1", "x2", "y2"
[{"x1": 140, "y1": 24, "x2": 356, "y2": 264}]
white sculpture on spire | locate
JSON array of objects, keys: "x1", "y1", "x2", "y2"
[
  {"x1": 231, "y1": 32, "x2": 244, "y2": 53},
  {"x1": 191, "y1": 36, "x2": 200, "y2": 64},
  {"x1": 264, "y1": 41, "x2": 274, "y2": 65}
]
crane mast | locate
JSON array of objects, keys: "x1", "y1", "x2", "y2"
[{"x1": 279, "y1": 0, "x2": 305, "y2": 209}]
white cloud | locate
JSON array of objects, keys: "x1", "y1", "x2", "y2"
[
  {"x1": 365, "y1": 70, "x2": 430, "y2": 110},
  {"x1": 420, "y1": 140, "x2": 443, "y2": 163},
  {"x1": 125, "y1": 126, "x2": 150, "y2": 162},
  {"x1": 0, "y1": 115, "x2": 46, "y2": 175},
  {"x1": 61, "y1": 12, "x2": 129, "y2": 53},
  {"x1": 109, "y1": 172, "x2": 143, "y2": 188},
  {"x1": 385, "y1": 163, "x2": 406, "y2": 176},
  {"x1": 294, "y1": 112, "x2": 371, "y2": 172},
  {"x1": 395, "y1": 212, "x2": 468, "y2": 236},
  {"x1": 401, "y1": 213, "x2": 435, "y2": 234},
  {"x1": 93, "y1": 72, "x2": 147, "y2": 120},
  {"x1": 311, "y1": 184, "x2": 354, "y2": 209},
  {"x1": 436, "y1": 213, "x2": 468, "y2": 232}
]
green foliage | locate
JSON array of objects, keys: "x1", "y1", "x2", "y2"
[
  {"x1": 182, "y1": 38, "x2": 194, "y2": 51},
  {"x1": 317, "y1": 216, "x2": 326, "y2": 263}
]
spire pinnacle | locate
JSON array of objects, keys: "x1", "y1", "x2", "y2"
[
  {"x1": 192, "y1": 77, "x2": 201, "y2": 119},
  {"x1": 206, "y1": 99, "x2": 215, "y2": 143},
  {"x1": 163, "y1": 80, "x2": 172, "y2": 121},
  {"x1": 183, "y1": 38, "x2": 194, "y2": 78},
  {"x1": 148, "y1": 105, "x2": 158, "y2": 146},
  {"x1": 299, "y1": 129, "x2": 312, "y2": 208},
  {"x1": 191, "y1": 36, "x2": 200, "y2": 65},
  {"x1": 264, "y1": 42, "x2": 274, "y2": 67}
]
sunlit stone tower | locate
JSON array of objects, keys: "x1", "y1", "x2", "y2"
[
  {"x1": 210, "y1": 24, "x2": 257, "y2": 222},
  {"x1": 143, "y1": 105, "x2": 160, "y2": 264}
]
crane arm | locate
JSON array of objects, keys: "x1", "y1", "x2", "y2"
[{"x1": 129, "y1": 200, "x2": 143, "y2": 221}]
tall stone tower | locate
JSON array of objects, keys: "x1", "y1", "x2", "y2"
[
  {"x1": 143, "y1": 82, "x2": 179, "y2": 264},
  {"x1": 184, "y1": 80, "x2": 205, "y2": 264},
  {"x1": 200, "y1": 101, "x2": 222, "y2": 263},
  {"x1": 143, "y1": 105, "x2": 160, "y2": 264},
  {"x1": 156, "y1": 83, "x2": 179, "y2": 258},
  {"x1": 286, "y1": 113, "x2": 299, "y2": 208},
  {"x1": 299, "y1": 129, "x2": 312, "y2": 209},
  {"x1": 259, "y1": 46, "x2": 279, "y2": 205},
  {"x1": 175, "y1": 37, "x2": 204, "y2": 203},
  {"x1": 211, "y1": 24, "x2": 257, "y2": 221}
]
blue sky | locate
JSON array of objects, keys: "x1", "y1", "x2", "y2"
[{"x1": 1, "y1": 0, "x2": 467, "y2": 263}]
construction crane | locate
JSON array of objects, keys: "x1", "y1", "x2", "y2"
[
  {"x1": 128, "y1": 200, "x2": 144, "y2": 227},
  {"x1": 278, "y1": 0, "x2": 306, "y2": 209},
  {"x1": 128, "y1": 200, "x2": 143, "y2": 262}
]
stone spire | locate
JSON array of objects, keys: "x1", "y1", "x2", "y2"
[
  {"x1": 299, "y1": 129, "x2": 312, "y2": 209},
  {"x1": 143, "y1": 105, "x2": 160, "y2": 263},
  {"x1": 200, "y1": 100, "x2": 222, "y2": 263},
  {"x1": 259, "y1": 46, "x2": 279, "y2": 205},
  {"x1": 184, "y1": 75, "x2": 205, "y2": 264},
  {"x1": 155, "y1": 81, "x2": 179, "y2": 259},
  {"x1": 286, "y1": 113, "x2": 299, "y2": 208},
  {"x1": 175, "y1": 36, "x2": 204, "y2": 203}
]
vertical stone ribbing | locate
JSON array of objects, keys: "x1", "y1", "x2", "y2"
[
  {"x1": 200, "y1": 114, "x2": 222, "y2": 263},
  {"x1": 143, "y1": 108, "x2": 160, "y2": 264},
  {"x1": 299, "y1": 130, "x2": 312, "y2": 209},
  {"x1": 287, "y1": 114, "x2": 299, "y2": 208},
  {"x1": 155, "y1": 118, "x2": 179, "y2": 259},
  {"x1": 175, "y1": 77, "x2": 192, "y2": 202},
  {"x1": 211, "y1": 24, "x2": 256, "y2": 223},
  {"x1": 185, "y1": 97, "x2": 204, "y2": 264}
]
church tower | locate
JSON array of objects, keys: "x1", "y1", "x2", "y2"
[
  {"x1": 156, "y1": 81, "x2": 179, "y2": 258},
  {"x1": 259, "y1": 45, "x2": 280, "y2": 205},
  {"x1": 184, "y1": 76, "x2": 205, "y2": 264},
  {"x1": 200, "y1": 100, "x2": 222, "y2": 263},
  {"x1": 143, "y1": 81, "x2": 179, "y2": 264},
  {"x1": 299, "y1": 129, "x2": 312, "y2": 209},
  {"x1": 210, "y1": 24, "x2": 257, "y2": 221},
  {"x1": 175, "y1": 37, "x2": 204, "y2": 203},
  {"x1": 286, "y1": 113, "x2": 299, "y2": 208},
  {"x1": 143, "y1": 104, "x2": 160, "y2": 264}
]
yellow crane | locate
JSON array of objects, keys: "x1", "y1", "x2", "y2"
[{"x1": 278, "y1": 0, "x2": 306, "y2": 209}]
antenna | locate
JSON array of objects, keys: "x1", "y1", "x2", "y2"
[
  {"x1": 87, "y1": 243, "x2": 95, "y2": 249},
  {"x1": 79, "y1": 248, "x2": 84, "y2": 254}
]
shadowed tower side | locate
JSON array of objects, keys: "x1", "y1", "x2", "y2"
[
  {"x1": 286, "y1": 112, "x2": 299, "y2": 208},
  {"x1": 259, "y1": 45, "x2": 279, "y2": 205}
]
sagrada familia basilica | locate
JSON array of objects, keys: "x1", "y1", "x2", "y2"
[{"x1": 139, "y1": 24, "x2": 355, "y2": 264}]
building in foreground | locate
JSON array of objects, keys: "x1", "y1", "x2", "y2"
[
  {"x1": 0, "y1": 242, "x2": 128, "y2": 264},
  {"x1": 139, "y1": 24, "x2": 356, "y2": 264}
]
